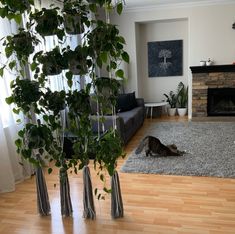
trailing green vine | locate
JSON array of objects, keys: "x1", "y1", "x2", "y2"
[{"x1": 0, "y1": 0, "x2": 128, "y2": 200}]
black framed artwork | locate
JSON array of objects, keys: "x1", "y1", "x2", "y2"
[{"x1": 148, "y1": 40, "x2": 183, "y2": 77}]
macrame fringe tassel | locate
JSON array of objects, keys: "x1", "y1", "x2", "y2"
[
  {"x1": 35, "y1": 166, "x2": 51, "y2": 216},
  {"x1": 60, "y1": 168, "x2": 73, "y2": 216},
  {"x1": 83, "y1": 165, "x2": 96, "y2": 219},
  {"x1": 111, "y1": 171, "x2": 124, "y2": 219}
]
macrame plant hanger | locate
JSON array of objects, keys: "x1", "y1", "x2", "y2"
[
  {"x1": 60, "y1": 60, "x2": 73, "y2": 216},
  {"x1": 19, "y1": 7, "x2": 51, "y2": 214},
  {"x1": 105, "y1": 1, "x2": 124, "y2": 219}
]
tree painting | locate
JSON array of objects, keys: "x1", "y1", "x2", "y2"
[
  {"x1": 158, "y1": 49, "x2": 172, "y2": 71},
  {"x1": 148, "y1": 40, "x2": 183, "y2": 77}
]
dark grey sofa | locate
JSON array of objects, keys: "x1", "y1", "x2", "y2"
[{"x1": 90, "y1": 97, "x2": 145, "y2": 145}]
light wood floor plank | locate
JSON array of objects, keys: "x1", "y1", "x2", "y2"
[{"x1": 1, "y1": 116, "x2": 235, "y2": 234}]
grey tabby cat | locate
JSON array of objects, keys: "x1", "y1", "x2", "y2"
[{"x1": 135, "y1": 135, "x2": 185, "y2": 157}]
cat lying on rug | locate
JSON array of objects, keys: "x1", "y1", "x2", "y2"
[{"x1": 135, "y1": 135, "x2": 185, "y2": 157}]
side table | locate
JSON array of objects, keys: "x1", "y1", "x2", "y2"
[{"x1": 145, "y1": 102, "x2": 168, "y2": 118}]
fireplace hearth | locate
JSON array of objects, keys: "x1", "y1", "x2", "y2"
[{"x1": 207, "y1": 88, "x2": 235, "y2": 116}]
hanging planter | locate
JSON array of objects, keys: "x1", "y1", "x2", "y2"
[
  {"x1": 63, "y1": 1, "x2": 89, "y2": 35},
  {"x1": 94, "y1": 77, "x2": 120, "y2": 114},
  {"x1": 34, "y1": 47, "x2": 68, "y2": 76},
  {"x1": 42, "y1": 61, "x2": 62, "y2": 76},
  {"x1": 5, "y1": 79, "x2": 41, "y2": 113},
  {"x1": 95, "y1": 129, "x2": 124, "y2": 176},
  {"x1": 3, "y1": 29, "x2": 39, "y2": 62},
  {"x1": 1, "y1": 0, "x2": 129, "y2": 219},
  {"x1": 64, "y1": 45, "x2": 91, "y2": 75},
  {"x1": 86, "y1": 0, "x2": 107, "y2": 7},
  {"x1": 0, "y1": 0, "x2": 32, "y2": 13},
  {"x1": 87, "y1": 21, "x2": 129, "y2": 71},
  {"x1": 39, "y1": 89, "x2": 66, "y2": 115},
  {"x1": 66, "y1": 89, "x2": 91, "y2": 117},
  {"x1": 30, "y1": 7, "x2": 64, "y2": 39},
  {"x1": 0, "y1": 0, "x2": 33, "y2": 23},
  {"x1": 14, "y1": 121, "x2": 56, "y2": 164},
  {"x1": 64, "y1": 13, "x2": 84, "y2": 35},
  {"x1": 26, "y1": 123, "x2": 54, "y2": 150}
]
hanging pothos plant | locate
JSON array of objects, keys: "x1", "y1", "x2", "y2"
[
  {"x1": 63, "y1": 0, "x2": 90, "y2": 35},
  {"x1": 5, "y1": 78, "x2": 41, "y2": 115},
  {"x1": 15, "y1": 120, "x2": 61, "y2": 169},
  {"x1": 1, "y1": 0, "x2": 129, "y2": 207},
  {"x1": 63, "y1": 45, "x2": 92, "y2": 76},
  {"x1": 0, "y1": 27, "x2": 39, "y2": 78},
  {"x1": 92, "y1": 77, "x2": 125, "y2": 198},
  {"x1": 87, "y1": 20, "x2": 129, "y2": 79},
  {"x1": 33, "y1": 46, "x2": 68, "y2": 76},
  {"x1": 5, "y1": 78, "x2": 64, "y2": 173},
  {"x1": 65, "y1": 86, "x2": 98, "y2": 172},
  {"x1": 87, "y1": 0, "x2": 124, "y2": 15},
  {"x1": 29, "y1": 6, "x2": 64, "y2": 40},
  {"x1": 3, "y1": 28, "x2": 39, "y2": 65},
  {"x1": 39, "y1": 89, "x2": 66, "y2": 115},
  {"x1": 0, "y1": 0, "x2": 33, "y2": 23}
]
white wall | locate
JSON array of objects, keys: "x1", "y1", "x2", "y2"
[
  {"x1": 137, "y1": 19, "x2": 188, "y2": 102},
  {"x1": 190, "y1": 4, "x2": 235, "y2": 65},
  {"x1": 111, "y1": 2, "x2": 235, "y2": 118}
]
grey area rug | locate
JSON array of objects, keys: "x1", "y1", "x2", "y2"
[{"x1": 121, "y1": 122, "x2": 235, "y2": 178}]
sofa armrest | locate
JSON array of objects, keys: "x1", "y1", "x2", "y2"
[
  {"x1": 136, "y1": 98, "x2": 144, "y2": 108},
  {"x1": 136, "y1": 98, "x2": 145, "y2": 119},
  {"x1": 90, "y1": 115, "x2": 125, "y2": 141}
]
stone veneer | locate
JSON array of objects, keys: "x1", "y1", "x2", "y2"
[{"x1": 190, "y1": 65, "x2": 235, "y2": 117}]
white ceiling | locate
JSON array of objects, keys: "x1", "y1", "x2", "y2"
[
  {"x1": 124, "y1": 0, "x2": 235, "y2": 10},
  {"x1": 125, "y1": 0, "x2": 204, "y2": 7}
]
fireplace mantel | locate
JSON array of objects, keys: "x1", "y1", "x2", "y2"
[{"x1": 190, "y1": 64, "x2": 235, "y2": 73}]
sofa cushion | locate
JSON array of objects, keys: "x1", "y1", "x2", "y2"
[
  {"x1": 118, "y1": 106, "x2": 142, "y2": 120},
  {"x1": 116, "y1": 92, "x2": 137, "y2": 112},
  {"x1": 132, "y1": 107, "x2": 144, "y2": 124},
  {"x1": 117, "y1": 106, "x2": 142, "y2": 130}
]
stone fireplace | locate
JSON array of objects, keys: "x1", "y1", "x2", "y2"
[
  {"x1": 190, "y1": 65, "x2": 235, "y2": 117},
  {"x1": 207, "y1": 88, "x2": 235, "y2": 116}
]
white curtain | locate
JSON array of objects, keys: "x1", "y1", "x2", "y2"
[
  {"x1": 0, "y1": 18, "x2": 33, "y2": 193},
  {"x1": 0, "y1": 1, "x2": 84, "y2": 193}
]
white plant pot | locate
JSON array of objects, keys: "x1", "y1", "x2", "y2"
[
  {"x1": 200, "y1": 61, "x2": 206, "y2": 66},
  {"x1": 206, "y1": 61, "x2": 212, "y2": 66},
  {"x1": 177, "y1": 108, "x2": 187, "y2": 117},
  {"x1": 168, "y1": 108, "x2": 176, "y2": 116}
]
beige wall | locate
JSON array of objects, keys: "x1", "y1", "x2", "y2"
[
  {"x1": 111, "y1": 2, "x2": 235, "y2": 118},
  {"x1": 137, "y1": 19, "x2": 188, "y2": 102}
]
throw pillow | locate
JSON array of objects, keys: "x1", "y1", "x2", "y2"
[{"x1": 116, "y1": 92, "x2": 137, "y2": 112}]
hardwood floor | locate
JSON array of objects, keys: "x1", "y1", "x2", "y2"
[{"x1": 1, "y1": 116, "x2": 235, "y2": 234}]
